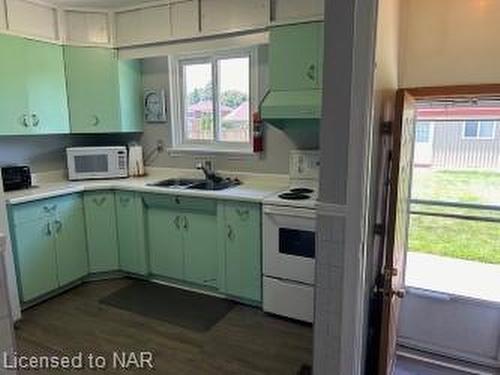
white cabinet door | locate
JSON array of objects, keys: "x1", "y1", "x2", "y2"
[
  {"x1": 171, "y1": 0, "x2": 199, "y2": 39},
  {"x1": 65, "y1": 11, "x2": 110, "y2": 45},
  {"x1": 115, "y1": 5, "x2": 172, "y2": 46},
  {"x1": 200, "y1": 0, "x2": 269, "y2": 34},
  {"x1": 272, "y1": 0, "x2": 324, "y2": 23},
  {"x1": 6, "y1": 0, "x2": 58, "y2": 40}
]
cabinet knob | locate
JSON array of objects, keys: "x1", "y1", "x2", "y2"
[
  {"x1": 31, "y1": 114, "x2": 40, "y2": 127},
  {"x1": 91, "y1": 115, "x2": 100, "y2": 127},
  {"x1": 21, "y1": 114, "x2": 29, "y2": 128},
  {"x1": 306, "y1": 64, "x2": 316, "y2": 81}
]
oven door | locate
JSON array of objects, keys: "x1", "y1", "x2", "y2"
[{"x1": 263, "y1": 205, "x2": 316, "y2": 285}]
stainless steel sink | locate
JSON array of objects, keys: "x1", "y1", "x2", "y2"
[
  {"x1": 148, "y1": 178, "x2": 241, "y2": 191},
  {"x1": 148, "y1": 178, "x2": 205, "y2": 188}
]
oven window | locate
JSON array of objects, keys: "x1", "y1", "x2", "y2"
[
  {"x1": 279, "y1": 228, "x2": 315, "y2": 259},
  {"x1": 74, "y1": 155, "x2": 108, "y2": 173}
]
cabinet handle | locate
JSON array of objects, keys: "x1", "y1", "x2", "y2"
[
  {"x1": 54, "y1": 220, "x2": 63, "y2": 234},
  {"x1": 46, "y1": 222, "x2": 52, "y2": 236},
  {"x1": 183, "y1": 216, "x2": 189, "y2": 231},
  {"x1": 174, "y1": 215, "x2": 181, "y2": 230},
  {"x1": 21, "y1": 114, "x2": 29, "y2": 128},
  {"x1": 175, "y1": 196, "x2": 181, "y2": 205},
  {"x1": 306, "y1": 64, "x2": 316, "y2": 81},
  {"x1": 120, "y1": 196, "x2": 131, "y2": 205},
  {"x1": 227, "y1": 224, "x2": 234, "y2": 241},
  {"x1": 93, "y1": 197, "x2": 106, "y2": 206},
  {"x1": 91, "y1": 115, "x2": 100, "y2": 127},
  {"x1": 31, "y1": 114, "x2": 40, "y2": 127},
  {"x1": 236, "y1": 208, "x2": 250, "y2": 220}
]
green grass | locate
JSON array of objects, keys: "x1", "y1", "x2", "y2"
[{"x1": 409, "y1": 169, "x2": 500, "y2": 264}]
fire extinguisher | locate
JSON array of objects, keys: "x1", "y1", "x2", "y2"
[{"x1": 253, "y1": 112, "x2": 264, "y2": 153}]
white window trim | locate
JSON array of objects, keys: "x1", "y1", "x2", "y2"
[
  {"x1": 462, "y1": 120, "x2": 497, "y2": 140},
  {"x1": 169, "y1": 47, "x2": 259, "y2": 154}
]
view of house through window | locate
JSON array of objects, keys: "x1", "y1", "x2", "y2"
[
  {"x1": 179, "y1": 52, "x2": 251, "y2": 148},
  {"x1": 406, "y1": 99, "x2": 500, "y2": 302}
]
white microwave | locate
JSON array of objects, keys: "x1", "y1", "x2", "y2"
[{"x1": 66, "y1": 146, "x2": 128, "y2": 181}]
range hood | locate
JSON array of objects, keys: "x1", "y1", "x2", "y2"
[{"x1": 259, "y1": 90, "x2": 322, "y2": 126}]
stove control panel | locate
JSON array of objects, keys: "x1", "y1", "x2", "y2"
[{"x1": 290, "y1": 151, "x2": 320, "y2": 180}]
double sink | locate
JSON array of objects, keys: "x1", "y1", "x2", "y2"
[{"x1": 148, "y1": 178, "x2": 241, "y2": 191}]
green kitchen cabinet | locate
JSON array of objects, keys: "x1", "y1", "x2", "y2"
[
  {"x1": 144, "y1": 195, "x2": 218, "y2": 287},
  {"x1": 12, "y1": 218, "x2": 59, "y2": 302},
  {"x1": 269, "y1": 22, "x2": 324, "y2": 91},
  {"x1": 53, "y1": 199, "x2": 88, "y2": 286},
  {"x1": 115, "y1": 192, "x2": 148, "y2": 275},
  {"x1": 183, "y1": 210, "x2": 218, "y2": 287},
  {"x1": 25, "y1": 39, "x2": 70, "y2": 134},
  {"x1": 0, "y1": 34, "x2": 69, "y2": 135},
  {"x1": 220, "y1": 201, "x2": 262, "y2": 302},
  {"x1": 147, "y1": 206, "x2": 185, "y2": 280},
  {"x1": 9, "y1": 194, "x2": 87, "y2": 302},
  {"x1": 64, "y1": 46, "x2": 121, "y2": 133},
  {"x1": 118, "y1": 59, "x2": 143, "y2": 132},
  {"x1": 84, "y1": 192, "x2": 119, "y2": 273}
]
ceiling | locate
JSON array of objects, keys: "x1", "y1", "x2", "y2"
[{"x1": 48, "y1": 0, "x2": 154, "y2": 9}]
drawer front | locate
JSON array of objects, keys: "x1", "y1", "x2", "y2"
[
  {"x1": 142, "y1": 194, "x2": 217, "y2": 214},
  {"x1": 10, "y1": 194, "x2": 82, "y2": 225}
]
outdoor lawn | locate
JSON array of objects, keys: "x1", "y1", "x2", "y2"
[{"x1": 409, "y1": 169, "x2": 500, "y2": 265}]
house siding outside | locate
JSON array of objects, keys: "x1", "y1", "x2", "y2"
[{"x1": 416, "y1": 121, "x2": 500, "y2": 170}]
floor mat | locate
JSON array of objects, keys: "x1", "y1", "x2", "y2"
[{"x1": 100, "y1": 280, "x2": 235, "y2": 332}]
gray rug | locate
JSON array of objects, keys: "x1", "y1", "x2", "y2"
[{"x1": 100, "y1": 280, "x2": 235, "y2": 332}]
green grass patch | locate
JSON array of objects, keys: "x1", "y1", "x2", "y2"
[{"x1": 409, "y1": 169, "x2": 500, "y2": 264}]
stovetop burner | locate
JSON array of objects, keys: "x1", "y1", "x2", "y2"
[
  {"x1": 278, "y1": 192, "x2": 311, "y2": 200},
  {"x1": 289, "y1": 188, "x2": 314, "y2": 194}
]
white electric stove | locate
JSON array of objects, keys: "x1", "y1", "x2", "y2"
[{"x1": 262, "y1": 150, "x2": 319, "y2": 323}]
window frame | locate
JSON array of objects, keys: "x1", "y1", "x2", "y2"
[
  {"x1": 462, "y1": 120, "x2": 497, "y2": 140},
  {"x1": 169, "y1": 47, "x2": 258, "y2": 154}
]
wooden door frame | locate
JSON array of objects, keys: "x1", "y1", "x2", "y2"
[{"x1": 402, "y1": 84, "x2": 500, "y2": 99}]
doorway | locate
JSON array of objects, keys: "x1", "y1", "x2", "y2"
[
  {"x1": 397, "y1": 96, "x2": 500, "y2": 371},
  {"x1": 374, "y1": 86, "x2": 500, "y2": 375}
]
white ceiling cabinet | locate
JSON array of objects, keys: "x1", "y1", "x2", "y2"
[
  {"x1": 0, "y1": 1, "x2": 7, "y2": 30},
  {"x1": 171, "y1": 0, "x2": 199, "y2": 40},
  {"x1": 65, "y1": 10, "x2": 110, "y2": 45},
  {"x1": 272, "y1": 0, "x2": 324, "y2": 24},
  {"x1": 200, "y1": 0, "x2": 269, "y2": 34},
  {"x1": 115, "y1": 5, "x2": 171, "y2": 46},
  {"x1": 6, "y1": 0, "x2": 59, "y2": 40}
]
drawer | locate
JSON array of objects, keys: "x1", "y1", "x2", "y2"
[
  {"x1": 142, "y1": 194, "x2": 217, "y2": 214},
  {"x1": 10, "y1": 194, "x2": 83, "y2": 225}
]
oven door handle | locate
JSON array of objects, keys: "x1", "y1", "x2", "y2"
[{"x1": 263, "y1": 205, "x2": 317, "y2": 219}]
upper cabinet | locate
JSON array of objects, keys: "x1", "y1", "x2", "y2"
[
  {"x1": 64, "y1": 46, "x2": 143, "y2": 133},
  {"x1": 270, "y1": 22, "x2": 324, "y2": 91},
  {"x1": 271, "y1": 0, "x2": 324, "y2": 24},
  {"x1": 64, "y1": 46, "x2": 121, "y2": 133},
  {"x1": 115, "y1": 0, "x2": 199, "y2": 47},
  {"x1": 0, "y1": 34, "x2": 70, "y2": 135},
  {"x1": 65, "y1": 10, "x2": 110, "y2": 45},
  {"x1": 200, "y1": 0, "x2": 269, "y2": 34},
  {"x1": 5, "y1": 0, "x2": 59, "y2": 41}
]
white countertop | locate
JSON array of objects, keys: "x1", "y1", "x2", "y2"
[{"x1": 4, "y1": 168, "x2": 289, "y2": 205}]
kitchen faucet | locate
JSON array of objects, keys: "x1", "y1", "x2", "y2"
[{"x1": 196, "y1": 162, "x2": 222, "y2": 183}]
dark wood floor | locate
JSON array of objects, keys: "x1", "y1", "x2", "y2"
[{"x1": 14, "y1": 279, "x2": 313, "y2": 374}]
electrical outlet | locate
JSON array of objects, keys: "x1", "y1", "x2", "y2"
[{"x1": 156, "y1": 140, "x2": 165, "y2": 153}]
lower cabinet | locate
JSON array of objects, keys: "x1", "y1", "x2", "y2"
[
  {"x1": 144, "y1": 195, "x2": 218, "y2": 288},
  {"x1": 83, "y1": 191, "x2": 119, "y2": 273},
  {"x1": 115, "y1": 192, "x2": 148, "y2": 275},
  {"x1": 9, "y1": 194, "x2": 88, "y2": 302},
  {"x1": 220, "y1": 201, "x2": 262, "y2": 302}
]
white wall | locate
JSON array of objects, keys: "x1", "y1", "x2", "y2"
[
  {"x1": 400, "y1": 0, "x2": 500, "y2": 88},
  {"x1": 139, "y1": 52, "x2": 319, "y2": 175}
]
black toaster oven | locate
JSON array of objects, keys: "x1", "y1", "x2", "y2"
[{"x1": 1, "y1": 166, "x2": 32, "y2": 192}]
